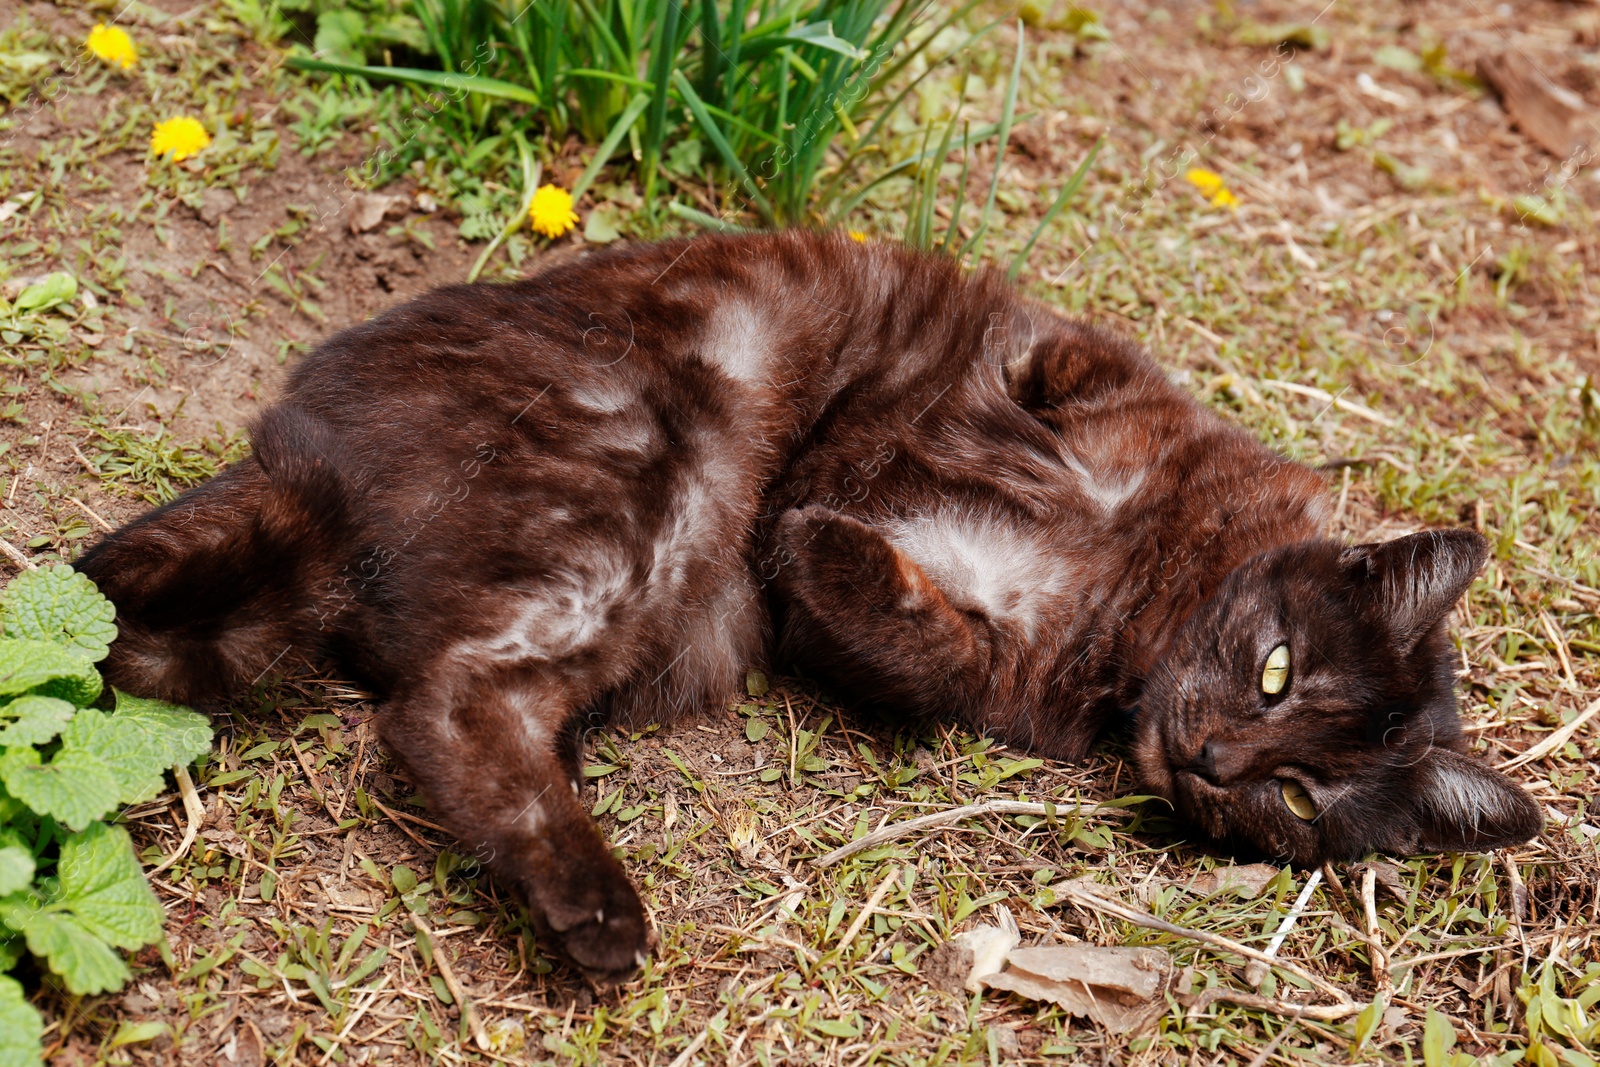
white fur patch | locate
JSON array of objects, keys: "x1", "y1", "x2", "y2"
[
  {"x1": 1425, "y1": 759, "x2": 1509, "y2": 833},
  {"x1": 453, "y1": 558, "x2": 633, "y2": 663},
  {"x1": 568, "y1": 383, "x2": 630, "y2": 414},
  {"x1": 1057, "y1": 422, "x2": 1159, "y2": 514},
  {"x1": 701, "y1": 300, "x2": 771, "y2": 383},
  {"x1": 1063, "y1": 454, "x2": 1147, "y2": 512},
  {"x1": 886, "y1": 510, "x2": 1072, "y2": 638}
]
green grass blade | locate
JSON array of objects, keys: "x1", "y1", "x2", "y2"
[
  {"x1": 816, "y1": 13, "x2": 1001, "y2": 206},
  {"x1": 964, "y1": 21, "x2": 1024, "y2": 266},
  {"x1": 826, "y1": 120, "x2": 1003, "y2": 224},
  {"x1": 572, "y1": 0, "x2": 637, "y2": 75},
  {"x1": 906, "y1": 119, "x2": 937, "y2": 249},
  {"x1": 672, "y1": 69, "x2": 777, "y2": 225},
  {"x1": 287, "y1": 58, "x2": 543, "y2": 107},
  {"x1": 1007, "y1": 136, "x2": 1103, "y2": 282},
  {"x1": 667, "y1": 202, "x2": 754, "y2": 232},
  {"x1": 698, "y1": 0, "x2": 725, "y2": 105},
  {"x1": 642, "y1": 0, "x2": 684, "y2": 203},
  {"x1": 737, "y1": 21, "x2": 870, "y2": 62},
  {"x1": 698, "y1": 100, "x2": 784, "y2": 147},
  {"x1": 571, "y1": 92, "x2": 654, "y2": 202},
  {"x1": 941, "y1": 122, "x2": 973, "y2": 255},
  {"x1": 562, "y1": 68, "x2": 653, "y2": 89},
  {"x1": 466, "y1": 131, "x2": 541, "y2": 284}
]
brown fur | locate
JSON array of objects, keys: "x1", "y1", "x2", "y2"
[{"x1": 77, "y1": 231, "x2": 1539, "y2": 978}]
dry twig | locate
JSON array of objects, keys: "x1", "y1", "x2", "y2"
[
  {"x1": 1053, "y1": 879, "x2": 1354, "y2": 1009},
  {"x1": 0, "y1": 537, "x2": 36, "y2": 571},
  {"x1": 813, "y1": 798, "x2": 1116, "y2": 867},
  {"x1": 411, "y1": 913, "x2": 489, "y2": 1051},
  {"x1": 1498, "y1": 696, "x2": 1600, "y2": 771},
  {"x1": 1244, "y1": 869, "x2": 1322, "y2": 987},
  {"x1": 148, "y1": 764, "x2": 206, "y2": 876}
]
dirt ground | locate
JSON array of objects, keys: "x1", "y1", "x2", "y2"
[{"x1": 3, "y1": 0, "x2": 1599, "y2": 1064}]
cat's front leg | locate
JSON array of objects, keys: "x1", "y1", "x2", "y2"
[{"x1": 378, "y1": 668, "x2": 649, "y2": 979}]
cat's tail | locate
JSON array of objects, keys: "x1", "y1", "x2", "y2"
[{"x1": 77, "y1": 405, "x2": 360, "y2": 704}]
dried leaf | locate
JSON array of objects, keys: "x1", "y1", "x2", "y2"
[
  {"x1": 923, "y1": 906, "x2": 1020, "y2": 993},
  {"x1": 1182, "y1": 863, "x2": 1280, "y2": 899},
  {"x1": 983, "y1": 943, "x2": 1174, "y2": 1033},
  {"x1": 349, "y1": 193, "x2": 403, "y2": 234},
  {"x1": 1351, "y1": 861, "x2": 1409, "y2": 904}
]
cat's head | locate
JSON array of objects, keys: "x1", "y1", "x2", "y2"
[{"x1": 1133, "y1": 528, "x2": 1541, "y2": 864}]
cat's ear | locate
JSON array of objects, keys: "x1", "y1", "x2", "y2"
[
  {"x1": 1340, "y1": 529, "x2": 1487, "y2": 647},
  {"x1": 1406, "y1": 747, "x2": 1542, "y2": 853}
]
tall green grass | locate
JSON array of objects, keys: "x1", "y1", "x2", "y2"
[{"x1": 289, "y1": 0, "x2": 990, "y2": 225}]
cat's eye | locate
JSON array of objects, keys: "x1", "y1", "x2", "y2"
[
  {"x1": 1280, "y1": 780, "x2": 1317, "y2": 821},
  {"x1": 1261, "y1": 644, "x2": 1290, "y2": 695}
]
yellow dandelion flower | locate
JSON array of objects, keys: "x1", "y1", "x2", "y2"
[
  {"x1": 86, "y1": 24, "x2": 137, "y2": 70},
  {"x1": 1185, "y1": 168, "x2": 1239, "y2": 210},
  {"x1": 528, "y1": 184, "x2": 578, "y2": 239},
  {"x1": 1184, "y1": 167, "x2": 1225, "y2": 197},
  {"x1": 150, "y1": 117, "x2": 211, "y2": 162},
  {"x1": 848, "y1": 229, "x2": 867, "y2": 242}
]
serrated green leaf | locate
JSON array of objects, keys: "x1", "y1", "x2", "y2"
[
  {"x1": 0, "y1": 745, "x2": 121, "y2": 831},
  {"x1": 1, "y1": 903, "x2": 129, "y2": 995},
  {"x1": 111, "y1": 691, "x2": 213, "y2": 769},
  {"x1": 0, "y1": 974, "x2": 43, "y2": 1067},
  {"x1": 0, "y1": 696, "x2": 75, "y2": 747},
  {"x1": 63, "y1": 709, "x2": 168, "y2": 807},
  {"x1": 0, "y1": 847, "x2": 33, "y2": 898},
  {"x1": 57, "y1": 823, "x2": 164, "y2": 950},
  {"x1": 0, "y1": 566, "x2": 117, "y2": 661},
  {"x1": 0, "y1": 638, "x2": 102, "y2": 705},
  {"x1": 0, "y1": 935, "x2": 20, "y2": 973}
]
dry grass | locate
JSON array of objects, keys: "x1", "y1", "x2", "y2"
[{"x1": 2, "y1": 0, "x2": 1598, "y2": 1064}]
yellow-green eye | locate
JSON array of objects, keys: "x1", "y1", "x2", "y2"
[
  {"x1": 1281, "y1": 780, "x2": 1317, "y2": 821},
  {"x1": 1261, "y1": 644, "x2": 1290, "y2": 695}
]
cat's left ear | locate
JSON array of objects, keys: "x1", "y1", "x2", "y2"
[
  {"x1": 1406, "y1": 747, "x2": 1542, "y2": 853},
  {"x1": 1341, "y1": 529, "x2": 1487, "y2": 649}
]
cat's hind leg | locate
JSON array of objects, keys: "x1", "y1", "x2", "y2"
[
  {"x1": 770, "y1": 506, "x2": 992, "y2": 719},
  {"x1": 77, "y1": 405, "x2": 356, "y2": 703},
  {"x1": 378, "y1": 667, "x2": 649, "y2": 979},
  {"x1": 772, "y1": 506, "x2": 1101, "y2": 759}
]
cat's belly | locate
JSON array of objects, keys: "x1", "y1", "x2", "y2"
[{"x1": 409, "y1": 415, "x2": 770, "y2": 721}]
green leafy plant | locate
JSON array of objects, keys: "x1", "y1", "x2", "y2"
[
  {"x1": 288, "y1": 0, "x2": 986, "y2": 226},
  {"x1": 0, "y1": 566, "x2": 212, "y2": 1067}
]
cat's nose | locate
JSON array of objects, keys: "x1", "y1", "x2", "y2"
[
  {"x1": 1187, "y1": 742, "x2": 1220, "y2": 781},
  {"x1": 1188, "y1": 740, "x2": 1246, "y2": 784}
]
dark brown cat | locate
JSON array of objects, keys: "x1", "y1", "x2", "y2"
[{"x1": 77, "y1": 231, "x2": 1539, "y2": 979}]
